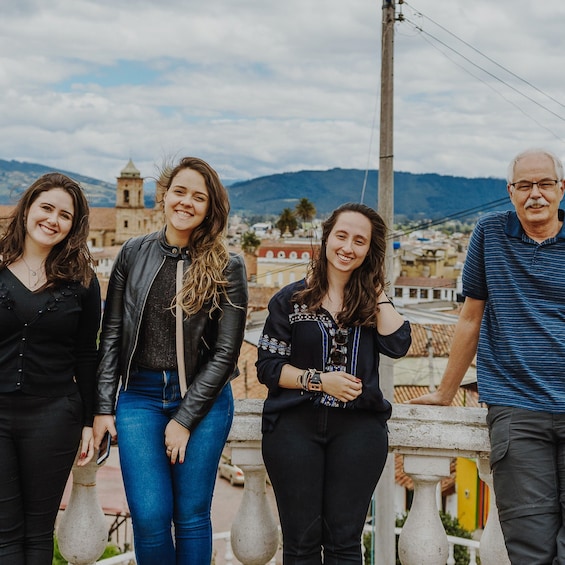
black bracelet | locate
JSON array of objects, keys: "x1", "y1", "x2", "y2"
[{"x1": 377, "y1": 300, "x2": 393, "y2": 305}]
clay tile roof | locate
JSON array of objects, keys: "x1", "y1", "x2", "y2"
[{"x1": 407, "y1": 324, "x2": 456, "y2": 357}]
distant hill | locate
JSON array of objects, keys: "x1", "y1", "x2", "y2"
[
  {"x1": 0, "y1": 159, "x2": 118, "y2": 207},
  {"x1": 0, "y1": 159, "x2": 512, "y2": 222},
  {"x1": 229, "y1": 168, "x2": 512, "y2": 221}
]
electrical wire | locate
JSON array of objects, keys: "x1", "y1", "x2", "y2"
[{"x1": 402, "y1": 1, "x2": 565, "y2": 112}]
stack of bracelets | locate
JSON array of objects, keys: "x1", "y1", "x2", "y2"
[{"x1": 297, "y1": 368, "x2": 323, "y2": 392}]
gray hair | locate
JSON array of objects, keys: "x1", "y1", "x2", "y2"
[{"x1": 506, "y1": 148, "x2": 564, "y2": 183}]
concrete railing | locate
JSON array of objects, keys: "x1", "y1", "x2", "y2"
[{"x1": 57, "y1": 400, "x2": 510, "y2": 565}]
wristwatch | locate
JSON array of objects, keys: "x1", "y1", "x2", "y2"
[{"x1": 307, "y1": 370, "x2": 323, "y2": 392}]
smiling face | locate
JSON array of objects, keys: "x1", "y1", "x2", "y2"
[
  {"x1": 25, "y1": 187, "x2": 74, "y2": 251},
  {"x1": 163, "y1": 167, "x2": 210, "y2": 246},
  {"x1": 508, "y1": 152, "x2": 565, "y2": 236},
  {"x1": 325, "y1": 211, "x2": 372, "y2": 277}
]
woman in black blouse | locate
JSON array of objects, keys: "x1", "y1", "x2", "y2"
[
  {"x1": 257, "y1": 202, "x2": 411, "y2": 565},
  {"x1": 0, "y1": 173, "x2": 100, "y2": 565}
]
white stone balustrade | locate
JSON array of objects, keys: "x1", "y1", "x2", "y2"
[
  {"x1": 390, "y1": 404, "x2": 510, "y2": 565},
  {"x1": 59, "y1": 400, "x2": 510, "y2": 565}
]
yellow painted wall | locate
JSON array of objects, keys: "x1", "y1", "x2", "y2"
[{"x1": 456, "y1": 457, "x2": 478, "y2": 531}]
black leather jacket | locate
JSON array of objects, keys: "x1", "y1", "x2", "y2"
[{"x1": 95, "y1": 228, "x2": 248, "y2": 431}]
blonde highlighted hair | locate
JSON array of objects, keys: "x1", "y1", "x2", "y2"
[{"x1": 158, "y1": 157, "x2": 230, "y2": 317}]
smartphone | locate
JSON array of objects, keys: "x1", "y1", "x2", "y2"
[{"x1": 96, "y1": 431, "x2": 112, "y2": 465}]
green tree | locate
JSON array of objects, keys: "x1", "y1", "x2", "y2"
[
  {"x1": 295, "y1": 198, "x2": 316, "y2": 227},
  {"x1": 276, "y1": 208, "x2": 298, "y2": 237},
  {"x1": 241, "y1": 231, "x2": 261, "y2": 255}
]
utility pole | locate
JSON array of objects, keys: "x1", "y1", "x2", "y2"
[
  {"x1": 374, "y1": 1, "x2": 397, "y2": 564},
  {"x1": 426, "y1": 325, "x2": 436, "y2": 391}
]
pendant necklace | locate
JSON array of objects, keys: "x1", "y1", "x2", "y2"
[{"x1": 21, "y1": 256, "x2": 44, "y2": 287}]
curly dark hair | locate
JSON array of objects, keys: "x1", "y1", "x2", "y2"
[
  {"x1": 0, "y1": 172, "x2": 94, "y2": 288},
  {"x1": 293, "y1": 202, "x2": 388, "y2": 327}
]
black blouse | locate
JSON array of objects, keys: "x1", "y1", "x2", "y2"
[{"x1": 0, "y1": 268, "x2": 101, "y2": 425}]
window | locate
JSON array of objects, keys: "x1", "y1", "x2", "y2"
[
  {"x1": 289, "y1": 251, "x2": 298, "y2": 259},
  {"x1": 420, "y1": 289, "x2": 429, "y2": 299},
  {"x1": 124, "y1": 190, "x2": 130, "y2": 204},
  {"x1": 409, "y1": 288, "x2": 417, "y2": 298},
  {"x1": 277, "y1": 251, "x2": 286, "y2": 258},
  {"x1": 301, "y1": 252, "x2": 310, "y2": 259}
]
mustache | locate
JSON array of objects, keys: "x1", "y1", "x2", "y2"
[{"x1": 525, "y1": 196, "x2": 550, "y2": 209}]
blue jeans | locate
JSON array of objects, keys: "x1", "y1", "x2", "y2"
[
  {"x1": 262, "y1": 403, "x2": 389, "y2": 565},
  {"x1": 487, "y1": 405, "x2": 565, "y2": 565},
  {"x1": 116, "y1": 368, "x2": 233, "y2": 565}
]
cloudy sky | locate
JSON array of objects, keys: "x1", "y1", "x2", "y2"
[{"x1": 1, "y1": 0, "x2": 565, "y2": 186}]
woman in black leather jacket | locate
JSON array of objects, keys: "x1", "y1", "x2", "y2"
[{"x1": 93, "y1": 157, "x2": 248, "y2": 565}]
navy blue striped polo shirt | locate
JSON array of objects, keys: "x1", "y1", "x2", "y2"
[{"x1": 463, "y1": 209, "x2": 565, "y2": 412}]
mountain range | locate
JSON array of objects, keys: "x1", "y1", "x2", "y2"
[{"x1": 0, "y1": 158, "x2": 512, "y2": 222}]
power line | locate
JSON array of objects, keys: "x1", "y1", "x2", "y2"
[
  {"x1": 402, "y1": 2, "x2": 565, "y2": 112},
  {"x1": 391, "y1": 196, "x2": 509, "y2": 238},
  {"x1": 411, "y1": 31, "x2": 565, "y2": 144},
  {"x1": 251, "y1": 195, "x2": 510, "y2": 282},
  {"x1": 402, "y1": 15, "x2": 565, "y2": 126}
]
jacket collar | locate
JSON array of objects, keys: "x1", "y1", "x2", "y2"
[{"x1": 158, "y1": 227, "x2": 191, "y2": 259}]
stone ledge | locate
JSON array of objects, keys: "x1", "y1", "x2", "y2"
[{"x1": 230, "y1": 400, "x2": 491, "y2": 458}]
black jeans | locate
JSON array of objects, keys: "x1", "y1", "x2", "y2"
[
  {"x1": 0, "y1": 392, "x2": 83, "y2": 565},
  {"x1": 262, "y1": 403, "x2": 388, "y2": 565}
]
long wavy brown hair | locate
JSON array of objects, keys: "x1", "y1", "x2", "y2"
[
  {"x1": 0, "y1": 172, "x2": 93, "y2": 288},
  {"x1": 158, "y1": 157, "x2": 231, "y2": 317},
  {"x1": 293, "y1": 202, "x2": 387, "y2": 327}
]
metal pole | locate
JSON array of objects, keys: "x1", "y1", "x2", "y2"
[{"x1": 375, "y1": 1, "x2": 396, "y2": 564}]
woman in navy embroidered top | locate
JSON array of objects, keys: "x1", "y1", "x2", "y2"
[
  {"x1": 0, "y1": 173, "x2": 101, "y2": 564},
  {"x1": 257, "y1": 202, "x2": 411, "y2": 565}
]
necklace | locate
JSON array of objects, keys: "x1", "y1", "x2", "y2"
[
  {"x1": 21, "y1": 256, "x2": 45, "y2": 287},
  {"x1": 22, "y1": 257, "x2": 39, "y2": 277}
]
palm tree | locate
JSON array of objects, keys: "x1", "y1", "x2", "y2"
[
  {"x1": 276, "y1": 208, "x2": 298, "y2": 237},
  {"x1": 241, "y1": 231, "x2": 261, "y2": 255},
  {"x1": 295, "y1": 198, "x2": 316, "y2": 227}
]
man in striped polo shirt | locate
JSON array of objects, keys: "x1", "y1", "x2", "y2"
[{"x1": 412, "y1": 148, "x2": 565, "y2": 564}]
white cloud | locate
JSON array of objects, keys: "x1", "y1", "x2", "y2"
[{"x1": 0, "y1": 0, "x2": 564, "y2": 186}]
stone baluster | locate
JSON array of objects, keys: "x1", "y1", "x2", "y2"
[
  {"x1": 229, "y1": 441, "x2": 279, "y2": 565},
  {"x1": 228, "y1": 400, "x2": 280, "y2": 565},
  {"x1": 57, "y1": 454, "x2": 108, "y2": 565},
  {"x1": 476, "y1": 456, "x2": 510, "y2": 565},
  {"x1": 398, "y1": 454, "x2": 450, "y2": 565}
]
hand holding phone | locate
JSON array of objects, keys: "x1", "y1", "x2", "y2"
[{"x1": 96, "y1": 431, "x2": 112, "y2": 465}]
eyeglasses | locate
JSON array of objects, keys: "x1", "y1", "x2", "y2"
[
  {"x1": 329, "y1": 328, "x2": 349, "y2": 366},
  {"x1": 510, "y1": 179, "x2": 560, "y2": 192}
]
